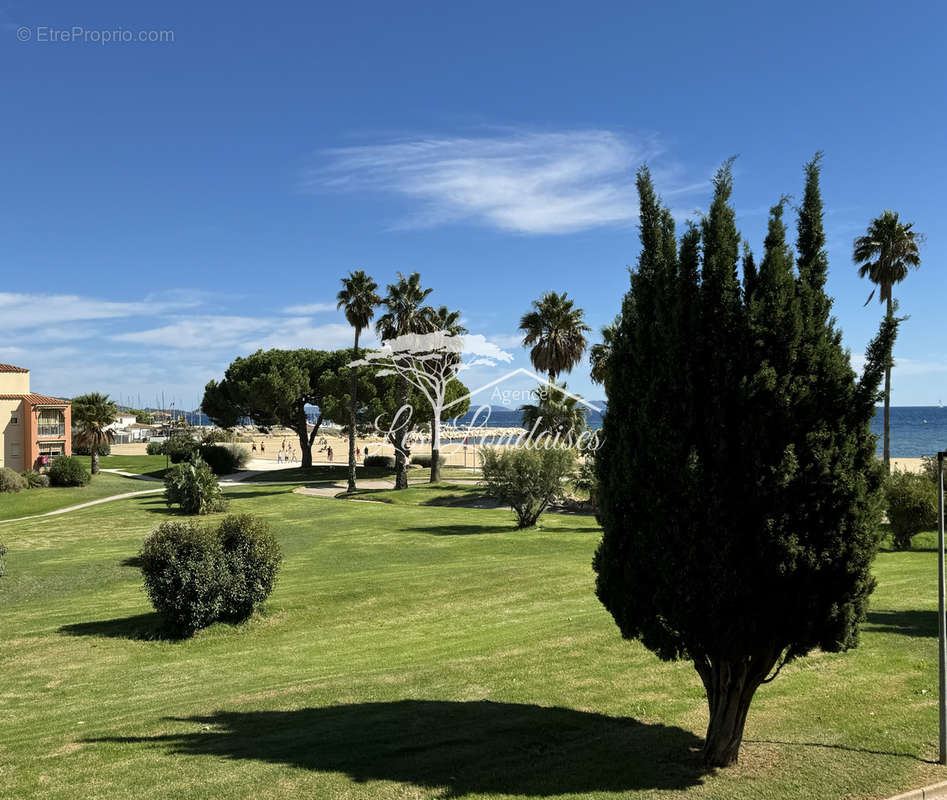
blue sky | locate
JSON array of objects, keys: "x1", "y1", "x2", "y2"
[{"x1": 1, "y1": 0, "x2": 945, "y2": 408}]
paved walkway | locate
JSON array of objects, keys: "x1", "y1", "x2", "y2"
[{"x1": 0, "y1": 487, "x2": 164, "y2": 525}]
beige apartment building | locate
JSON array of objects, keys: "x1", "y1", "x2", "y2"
[{"x1": 0, "y1": 364, "x2": 71, "y2": 473}]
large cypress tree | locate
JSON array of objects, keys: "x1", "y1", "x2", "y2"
[{"x1": 594, "y1": 157, "x2": 897, "y2": 768}]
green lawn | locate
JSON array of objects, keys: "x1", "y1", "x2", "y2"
[
  {"x1": 1, "y1": 485, "x2": 946, "y2": 799},
  {"x1": 98, "y1": 454, "x2": 171, "y2": 478},
  {"x1": 0, "y1": 472, "x2": 151, "y2": 521}
]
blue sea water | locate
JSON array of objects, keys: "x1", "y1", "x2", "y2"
[{"x1": 452, "y1": 404, "x2": 947, "y2": 458}]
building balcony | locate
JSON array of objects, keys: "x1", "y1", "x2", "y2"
[{"x1": 37, "y1": 425, "x2": 66, "y2": 438}]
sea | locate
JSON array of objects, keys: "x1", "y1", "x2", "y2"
[{"x1": 450, "y1": 404, "x2": 947, "y2": 459}]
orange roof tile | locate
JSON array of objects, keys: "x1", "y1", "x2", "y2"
[
  {"x1": 0, "y1": 363, "x2": 29, "y2": 373},
  {"x1": 0, "y1": 394, "x2": 69, "y2": 405}
]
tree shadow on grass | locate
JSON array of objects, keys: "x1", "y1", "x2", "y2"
[
  {"x1": 89, "y1": 699, "x2": 706, "y2": 795},
  {"x1": 220, "y1": 489, "x2": 294, "y2": 501},
  {"x1": 58, "y1": 612, "x2": 180, "y2": 641},
  {"x1": 863, "y1": 609, "x2": 937, "y2": 638},
  {"x1": 403, "y1": 523, "x2": 517, "y2": 536}
]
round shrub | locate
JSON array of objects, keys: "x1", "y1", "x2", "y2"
[
  {"x1": 0, "y1": 467, "x2": 26, "y2": 493},
  {"x1": 146, "y1": 440, "x2": 165, "y2": 456},
  {"x1": 139, "y1": 520, "x2": 227, "y2": 636},
  {"x1": 164, "y1": 457, "x2": 227, "y2": 515},
  {"x1": 364, "y1": 454, "x2": 396, "y2": 470},
  {"x1": 48, "y1": 456, "x2": 91, "y2": 487},
  {"x1": 198, "y1": 444, "x2": 250, "y2": 475},
  {"x1": 21, "y1": 470, "x2": 50, "y2": 489},
  {"x1": 217, "y1": 514, "x2": 282, "y2": 621},
  {"x1": 410, "y1": 453, "x2": 445, "y2": 468},
  {"x1": 164, "y1": 432, "x2": 199, "y2": 464},
  {"x1": 885, "y1": 470, "x2": 938, "y2": 550}
]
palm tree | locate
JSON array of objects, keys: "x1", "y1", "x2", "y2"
[
  {"x1": 337, "y1": 270, "x2": 381, "y2": 493},
  {"x1": 589, "y1": 318, "x2": 619, "y2": 388},
  {"x1": 853, "y1": 211, "x2": 923, "y2": 472},
  {"x1": 519, "y1": 292, "x2": 591, "y2": 383},
  {"x1": 72, "y1": 392, "x2": 118, "y2": 475},
  {"x1": 376, "y1": 272, "x2": 434, "y2": 489},
  {"x1": 519, "y1": 381, "x2": 588, "y2": 439}
]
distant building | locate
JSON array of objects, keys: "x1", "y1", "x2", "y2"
[
  {"x1": 109, "y1": 412, "x2": 139, "y2": 430},
  {"x1": 0, "y1": 364, "x2": 72, "y2": 472},
  {"x1": 125, "y1": 422, "x2": 157, "y2": 441}
]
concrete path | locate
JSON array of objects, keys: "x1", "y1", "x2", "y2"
[
  {"x1": 99, "y1": 469, "x2": 163, "y2": 482},
  {"x1": 100, "y1": 467, "x2": 267, "y2": 485},
  {"x1": 0, "y1": 487, "x2": 164, "y2": 525}
]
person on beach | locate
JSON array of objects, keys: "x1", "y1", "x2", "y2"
[
  {"x1": 327, "y1": 446, "x2": 333, "y2": 462},
  {"x1": 252, "y1": 442, "x2": 257, "y2": 453},
  {"x1": 277, "y1": 449, "x2": 283, "y2": 464},
  {"x1": 260, "y1": 442, "x2": 265, "y2": 456}
]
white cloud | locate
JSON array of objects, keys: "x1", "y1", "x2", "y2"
[
  {"x1": 113, "y1": 316, "x2": 378, "y2": 354},
  {"x1": 460, "y1": 333, "x2": 514, "y2": 363},
  {"x1": 283, "y1": 302, "x2": 337, "y2": 314},
  {"x1": 484, "y1": 332, "x2": 524, "y2": 350},
  {"x1": 311, "y1": 130, "x2": 701, "y2": 235},
  {"x1": 0, "y1": 291, "x2": 198, "y2": 330},
  {"x1": 114, "y1": 316, "x2": 273, "y2": 348}
]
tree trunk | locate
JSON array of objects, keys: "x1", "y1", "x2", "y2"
[
  {"x1": 883, "y1": 295, "x2": 892, "y2": 474},
  {"x1": 347, "y1": 330, "x2": 360, "y2": 493},
  {"x1": 393, "y1": 374, "x2": 409, "y2": 490},
  {"x1": 91, "y1": 449, "x2": 99, "y2": 475},
  {"x1": 430, "y1": 415, "x2": 441, "y2": 483},
  {"x1": 296, "y1": 406, "x2": 312, "y2": 468},
  {"x1": 695, "y1": 653, "x2": 776, "y2": 768}
]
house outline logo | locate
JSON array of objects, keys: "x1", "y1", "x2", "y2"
[{"x1": 442, "y1": 367, "x2": 602, "y2": 415}]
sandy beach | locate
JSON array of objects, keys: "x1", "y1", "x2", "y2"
[
  {"x1": 111, "y1": 426, "x2": 530, "y2": 468},
  {"x1": 112, "y1": 433, "x2": 930, "y2": 473}
]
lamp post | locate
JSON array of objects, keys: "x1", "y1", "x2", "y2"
[{"x1": 938, "y1": 449, "x2": 946, "y2": 765}]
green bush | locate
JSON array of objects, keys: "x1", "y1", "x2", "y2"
[
  {"x1": 164, "y1": 431, "x2": 199, "y2": 463},
  {"x1": 73, "y1": 441, "x2": 111, "y2": 457},
  {"x1": 146, "y1": 441, "x2": 165, "y2": 456},
  {"x1": 164, "y1": 457, "x2": 227, "y2": 515},
  {"x1": 0, "y1": 467, "x2": 26, "y2": 493},
  {"x1": 410, "y1": 453, "x2": 445, "y2": 468},
  {"x1": 139, "y1": 520, "x2": 227, "y2": 636},
  {"x1": 886, "y1": 471, "x2": 938, "y2": 550},
  {"x1": 480, "y1": 447, "x2": 576, "y2": 528},
  {"x1": 201, "y1": 428, "x2": 252, "y2": 445},
  {"x1": 364, "y1": 454, "x2": 396, "y2": 469},
  {"x1": 48, "y1": 456, "x2": 91, "y2": 487},
  {"x1": 21, "y1": 470, "x2": 50, "y2": 489},
  {"x1": 217, "y1": 514, "x2": 282, "y2": 621},
  {"x1": 198, "y1": 444, "x2": 250, "y2": 475},
  {"x1": 572, "y1": 457, "x2": 599, "y2": 509},
  {"x1": 139, "y1": 514, "x2": 280, "y2": 636}
]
